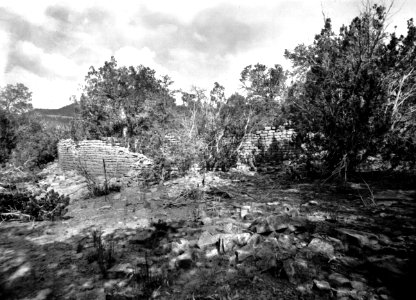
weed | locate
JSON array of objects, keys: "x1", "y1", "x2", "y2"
[
  {"x1": 0, "y1": 189, "x2": 69, "y2": 221},
  {"x1": 132, "y1": 252, "x2": 167, "y2": 298},
  {"x1": 90, "y1": 229, "x2": 116, "y2": 278},
  {"x1": 75, "y1": 158, "x2": 120, "y2": 197},
  {"x1": 358, "y1": 178, "x2": 377, "y2": 207}
]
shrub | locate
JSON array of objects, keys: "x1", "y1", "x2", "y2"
[
  {"x1": 75, "y1": 158, "x2": 121, "y2": 196},
  {"x1": 0, "y1": 189, "x2": 70, "y2": 221}
]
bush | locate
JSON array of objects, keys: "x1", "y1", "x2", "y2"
[
  {"x1": 284, "y1": 6, "x2": 416, "y2": 178},
  {"x1": 0, "y1": 189, "x2": 70, "y2": 221},
  {"x1": 11, "y1": 120, "x2": 71, "y2": 170},
  {"x1": 75, "y1": 159, "x2": 121, "y2": 196}
]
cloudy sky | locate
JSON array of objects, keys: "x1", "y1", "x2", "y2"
[{"x1": 0, "y1": 0, "x2": 414, "y2": 108}]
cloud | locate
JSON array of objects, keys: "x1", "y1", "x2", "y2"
[
  {"x1": 6, "y1": 66, "x2": 81, "y2": 107},
  {"x1": 7, "y1": 41, "x2": 81, "y2": 80},
  {"x1": 1, "y1": 0, "x2": 415, "y2": 108},
  {"x1": 115, "y1": 46, "x2": 157, "y2": 68},
  {"x1": 0, "y1": 30, "x2": 11, "y2": 84},
  {"x1": 135, "y1": 4, "x2": 270, "y2": 58},
  {"x1": 0, "y1": 7, "x2": 73, "y2": 53}
]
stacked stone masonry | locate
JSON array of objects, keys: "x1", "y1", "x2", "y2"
[
  {"x1": 58, "y1": 139, "x2": 153, "y2": 178},
  {"x1": 58, "y1": 126, "x2": 296, "y2": 177},
  {"x1": 239, "y1": 126, "x2": 296, "y2": 160}
]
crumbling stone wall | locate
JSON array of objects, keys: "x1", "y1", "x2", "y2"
[
  {"x1": 239, "y1": 126, "x2": 296, "y2": 161},
  {"x1": 58, "y1": 139, "x2": 153, "y2": 177}
]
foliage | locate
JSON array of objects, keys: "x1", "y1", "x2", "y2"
[
  {"x1": 0, "y1": 83, "x2": 33, "y2": 115},
  {"x1": 175, "y1": 65, "x2": 287, "y2": 171},
  {"x1": 75, "y1": 158, "x2": 121, "y2": 196},
  {"x1": 0, "y1": 83, "x2": 33, "y2": 165},
  {"x1": 175, "y1": 85, "x2": 234, "y2": 171},
  {"x1": 0, "y1": 83, "x2": 68, "y2": 169},
  {"x1": 89, "y1": 230, "x2": 115, "y2": 278},
  {"x1": 0, "y1": 109, "x2": 17, "y2": 164},
  {"x1": 284, "y1": 4, "x2": 416, "y2": 176},
  {"x1": 240, "y1": 63, "x2": 287, "y2": 127},
  {"x1": 11, "y1": 117, "x2": 70, "y2": 170},
  {"x1": 75, "y1": 57, "x2": 175, "y2": 150},
  {"x1": 240, "y1": 63, "x2": 287, "y2": 102},
  {"x1": 0, "y1": 189, "x2": 70, "y2": 221}
]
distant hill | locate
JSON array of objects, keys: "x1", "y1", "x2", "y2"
[
  {"x1": 34, "y1": 102, "x2": 78, "y2": 117},
  {"x1": 33, "y1": 103, "x2": 79, "y2": 126}
]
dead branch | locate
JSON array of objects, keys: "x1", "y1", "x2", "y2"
[{"x1": 1, "y1": 212, "x2": 32, "y2": 219}]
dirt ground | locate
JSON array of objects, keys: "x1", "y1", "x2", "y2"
[{"x1": 1, "y1": 170, "x2": 415, "y2": 300}]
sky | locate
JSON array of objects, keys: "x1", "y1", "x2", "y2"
[{"x1": 0, "y1": 0, "x2": 415, "y2": 108}]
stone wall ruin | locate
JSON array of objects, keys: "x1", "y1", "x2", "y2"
[
  {"x1": 57, "y1": 126, "x2": 296, "y2": 177},
  {"x1": 58, "y1": 139, "x2": 153, "y2": 178},
  {"x1": 239, "y1": 126, "x2": 296, "y2": 161}
]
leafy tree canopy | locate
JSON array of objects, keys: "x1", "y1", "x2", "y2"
[
  {"x1": 240, "y1": 63, "x2": 287, "y2": 103},
  {"x1": 77, "y1": 56, "x2": 176, "y2": 140},
  {"x1": 0, "y1": 83, "x2": 33, "y2": 115},
  {"x1": 284, "y1": 4, "x2": 416, "y2": 175}
]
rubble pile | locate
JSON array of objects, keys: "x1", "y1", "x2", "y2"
[
  {"x1": 91, "y1": 184, "x2": 415, "y2": 300},
  {"x1": 1, "y1": 166, "x2": 414, "y2": 299}
]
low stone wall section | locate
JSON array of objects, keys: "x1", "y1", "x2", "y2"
[
  {"x1": 58, "y1": 139, "x2": 153, "y2": 178},
  {"x1": 239, "y1": 126, "x2": 296, "y2": 160}
]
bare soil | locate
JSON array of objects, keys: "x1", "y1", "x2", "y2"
[{"x1": 1, "y1": 171, "x2": 415, "y2": 300}]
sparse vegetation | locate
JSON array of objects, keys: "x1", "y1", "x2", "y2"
[
  {"x1": 284, "y1": 4, "x2": 416, "y2": 178},
  {"x1": 0, "y1": 2, "x2": 415, "y2": 300},
  {"x1": 0, "y1": 189, "x2": 69, "y2": 221},
  {"x1": 75, "y1": 158, "x2": 121, "y2": 197}
]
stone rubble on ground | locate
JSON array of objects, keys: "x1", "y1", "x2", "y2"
[
  {"x1": 99, "y1": 200, "x2": 404, "y2": 300},
  {"x1": 4, "y1": 163, "x2": 414, "y2": 300}
]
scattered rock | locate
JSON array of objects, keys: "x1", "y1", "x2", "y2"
[
  {"x1": 313, "y1": 279, "x2": 331, "y2": 291},
  {"x1": 217, "y1": 233, "x2": 251, "y2": 254},
  {"x1": 336, "y1": 228, "x2": 379, "y2": 249},
  {"x1": 328, "y1": 272, "x2": 351, "y2": 288},
  {"x1": 128, "y1": 230, "x2": 153, "y2": 244},
  {"x1": 327, "y1": 236, "x2": 345, "y2": 251},
  {"x1": 107, "y1": 263, "x2": 134, "y2": 279},
  {"x1": 378, "y1": 234, "x2": 393, "y2": 246},
  {"x1": 235, "y1": 248, "x2": 253, "y2": 263},
  {"x1": 249, "y1": 215, "x2": 290, "y2": 234},
  {"x1": 81, "y1": 280, "x2": 95, "y2": 291},
  {"x1": 175, "y1": 252, "x2": 193, "y2": 269},
  {"x1": 205, "y1": 248, "x2": 219, "y2": 259},
  {"x1": 25, "y1": 288, "x2": 52, "y2": 300},
  {"x1": 240, "y1": 205, "x2": 251, "y2": 218},
  {"x1": 282, "y1": 259, "x2": 296, "y2": 282},
  {"x1": 44, "y1": 229, "x2": 53, "y2": 235},
  {"x1": 282, "y1": 258, "x2": 313, "y2": 284},
  {"x1": 307, "y1": 238, "x2": 335, "y2": 258},
  {"x1": 296, "y1": 283, "x2": 313, "y2": 295},
  {"x1": 201, "y1": 217, "x2": 212, "y2": 225},
  {"x1": 277, "y1": 234, "x2": 296, "y2": 251},
  {"x1": 246, "y1": 233, "x2": 262, "y2": 248},
  {"x1": 99, "y1": 205, "x2": 112, "y2": 210},
  {"x1": 197, "y1": 231, "x2": 219, "y2": 249},
  {"x1": 171, "y1": 238, "x2": 190, "y2": 255},
  {"x1": 366, "y1": 255, "x2": 406, "y2": 276},
  {"x1": 373, "y1": 190, "x2": 415, "y2": 201},
  {"x1": 351, "y1": 280, "x2": 366, "y2": 291},
  {"x1": 335, "y1": 288, "x2": 355, "y2": 299},
  {"x1": 104, "y1": 280, "x2": 119, "y2": 293}
]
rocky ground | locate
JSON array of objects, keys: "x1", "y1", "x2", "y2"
[{"x1": 0, "y1": 164, "x2": 415, "y2": 300}]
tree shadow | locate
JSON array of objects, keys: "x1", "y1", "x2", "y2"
[{"x1": 1, "y1": 173, "x2": 415, "y2": 300}]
